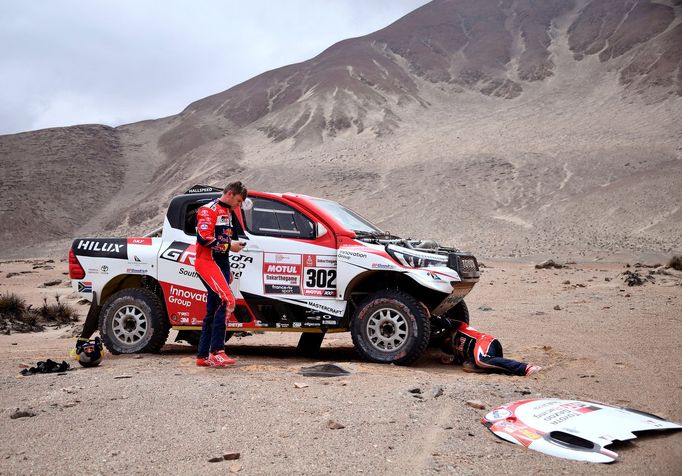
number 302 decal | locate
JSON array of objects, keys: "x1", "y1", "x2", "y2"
[{"x1": 305, "y1": 269, "x2": 337, "y2": 288}]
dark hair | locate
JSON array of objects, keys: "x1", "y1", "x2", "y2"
[{"x1": 224, "y1": 181, "x2": 248, "y2": 198}]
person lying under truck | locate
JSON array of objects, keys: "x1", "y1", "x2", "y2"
[{"x1": 439, "y1": 319, "x2": 541, "y2": 376}]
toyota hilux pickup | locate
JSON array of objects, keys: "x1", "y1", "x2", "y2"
[{"x1": 70, "y1": 185, "x2": 480, "y2": 365}]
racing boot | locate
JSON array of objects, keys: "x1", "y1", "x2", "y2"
[
  {"x1": 196, "y1": 356, "x2": 212, "y2": 367},
  {"x1": 208, "y1": 350, "x2": 236, "y2": 367}
]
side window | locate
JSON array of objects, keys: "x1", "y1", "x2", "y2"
[
  {"x1": 183, "y1": 201, "x2": 210, "y2": 236},
  {"x1": 244, "y1": 197, "x2": 315, "y2": 239}
]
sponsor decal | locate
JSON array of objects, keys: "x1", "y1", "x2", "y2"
[
  {"x1": 77, "y1": 281, "x2": 92, "y2": 293},
  {"x1": 160, "y1": 241, "x2": 196, "y2": 265},
  {"x1": 305, "y1": 301, "x2": 343, "y2": 316},
  {"x1": 338, "y1": 249, "x2": 367, "y2": 259},
  {"x1": 302, "y1": 254, "x2": 337, "y2": 297},
  {"x1": 263, "y1": 253, "x2": 302, "y2": 295},
  {"x1": 187, "y1": 186, "x2": 220, "y2": 194},
  {"x1": 303, "y1": 322, "x2": 321, "y2": 327},
  {"x1": 128, "y1": 237, "x2": 152, "y2": 246},
  {"x1": 484, "y1": 409, "x2": 513, "y2": 421},
  {"x1": 100, "y1": 265, "x2": 109, "y2": 273},
  {"x1": 74, "y1": 239, "x2": 127, "y2": 259},
  {"x1": 264, "y1": 284, "x2": 299, "y2": 295},
  {"x1": 199, "y1": 224, "x2": 209, "y2": 230},
  {"x1": 227, "y1": 322, "x2": 244, "y2": 328},
  {"x1": 216, "y1": 215, "x2": 230, "y2": 226},
  {"x1": 264, "y1": 253, "x2": 302, "y2": 265},
  {"x1": 162, "y1": 282, "x2": 208, "y2": 326},
  {"x1": 126, "y1": 268, "x2": 148, "y2": 275},
  {"x1": 168, "y1": 285, "x2": 207, "y2": 305},
  {"x1": 179, "y1": 267, "x2": 199, "y2": 278},
  {"x1": 322, "y1": 319, "x2": 337, "y2": 326},
  {"x1": 265, "y1": 264, "x2": 300, "y2": 274},
  {"x1": 372, "y1": 263, "x2": 395, "y2": 270}
]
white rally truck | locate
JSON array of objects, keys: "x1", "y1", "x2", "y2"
[{"x1": 69, "y1": 185, "x2": 480, "y2": 365}]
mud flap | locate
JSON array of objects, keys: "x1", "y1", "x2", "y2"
[{"x1": 80, "y1": 292, "x2": 101, "y2": 339}]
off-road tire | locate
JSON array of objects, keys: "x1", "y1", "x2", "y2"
[
  {"x1": 99, "y1": 288, "x2": 169, "y2": 354},
  {"x1": 351, "y1": 290, "x2": 430, "y2": 365},
  {"x1": 430, "y1": 300, "x2": 469, "y2": 346}
]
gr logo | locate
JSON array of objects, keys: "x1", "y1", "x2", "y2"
[{"x1": 160, "y1": 242, "x2": 196, "y2": 266}]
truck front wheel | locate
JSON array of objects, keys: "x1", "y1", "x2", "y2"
[
  {"x1": 99, "y1": 288, "x2": 169, "y2": 354},
  {"x1": 351, "y1": 290, "x2": 430, "y2": 365}
]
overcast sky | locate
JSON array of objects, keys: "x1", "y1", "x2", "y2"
[{"x1": 0, "y1": 1, "x2": 428, "y2": 135}]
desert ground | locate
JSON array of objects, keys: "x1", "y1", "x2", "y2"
[{"x1": 1, "y1": 257, "x2": 680, "y2": 475}]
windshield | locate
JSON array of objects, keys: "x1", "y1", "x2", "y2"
[{"x1": 309, "y1": 198, "x2": 382, "y2": 233}]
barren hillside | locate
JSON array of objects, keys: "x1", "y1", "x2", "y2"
[{"x1": 1, "y1": 0, "x2": 680, "y2": 259}]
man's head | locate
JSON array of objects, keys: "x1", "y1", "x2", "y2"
[{"x1": 221, "y1": 181, "x2": 248, "y2": 208}]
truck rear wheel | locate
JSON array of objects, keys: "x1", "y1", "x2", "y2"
[
  {"x1": 351, "y1": 290, "x2": 430, "y2": 365},
  {"x1": 99, "y1": 288, "x2": 169, "y2": 354}
]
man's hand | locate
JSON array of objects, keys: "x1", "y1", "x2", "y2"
[{"x1": 230, "y1": 241, "x2": 246, "y2": 253}]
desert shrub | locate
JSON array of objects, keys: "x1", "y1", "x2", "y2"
[
  {"x1": 0, "y1": 293, "x2": 43, "y2": 332},
  {"x1": 668, "y1": 255, "x2": 682, "y2": 271},
  {"x1": 0, "y1": 293, "x2": 26, "y2": 319},
  {"x1": 36, "y1": 295, "x2": 79, "y2": 324}
]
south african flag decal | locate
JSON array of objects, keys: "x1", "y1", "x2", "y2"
[{"x1": 78, "y1": 281, "x2": 92, "y2": 293}]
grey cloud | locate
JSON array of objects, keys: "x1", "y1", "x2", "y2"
[{"x1": 0, "y1": 0, "x2": 428, "y2": 135}]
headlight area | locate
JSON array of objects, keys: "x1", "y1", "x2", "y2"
[{"x1": 386, "y1": 244, "x2": 448, "y2": 269}]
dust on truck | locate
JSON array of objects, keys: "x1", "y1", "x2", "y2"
[{"x1": 69, "y1": 185, "x2": 480, "y2": 365}]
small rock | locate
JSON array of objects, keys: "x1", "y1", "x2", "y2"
[
  {"x1": 10, "y1": 409, "x2": 36, "y2": 419},
  {"x1": 407, "y1": 387, "x2": 422, "y2": 394},
  {"x1": 465, "y1": 400, "x2": 486, "y2": 410},
  {"x1": 562, "y1": 280, "x2": 571, "y2": 285},
  {"x1": 113, "y1": 375, "x2": 133, "y2": 379},
  {"x1": 553, "y1": 305, "x2": 562, "y2": 310},
  {"x1": 41, "y1": 279, "x2": 62, "y2": 287},
  {"x1": 208, "y1": 457, "x2": 223, "y2": 463},
  {"x1": 133, "y1": 355, "x2": 143, "y2": 359},
  {"x1": 604, "y1": 277, "x2": 611, "y2": 282},
  {"x1": 478, "y1": 305, "x2": 493, "y2": 311},
  {"x1": 5, "y1": 272, "x2": 20, "y2": 278},
  {"x1": 229, "y1": 463, "x2": 242, "y2": 473},
  {"x1": 223, "y1": 452, "x2": 240, "y2": 460},
  {"x1": 327, "y1": 419, "x2": 345, "y2": 430},
  {"x1": 293, "y1": 382, "x2": 309, "y2": 389},
  {"x1": 535, "y1": 260, "x2": 564, "y2": 269},
  {"x1": 431, "y1": 386, "x2": 444, "y2": 399},
  {"x1": 534, "y1": 311, "x2": 546, "y2": 316}
]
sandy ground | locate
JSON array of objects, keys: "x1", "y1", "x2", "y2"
[{"x1": 1, "y1": 258, "x2": 681, "y2": 475}]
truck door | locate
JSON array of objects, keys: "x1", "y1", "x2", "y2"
[{"x1": 237, "y1": 195, "x2": 345, "y2": 328}]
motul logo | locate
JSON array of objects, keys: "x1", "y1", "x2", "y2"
[{"x1": 265, "y1": 264, "x2": 299, "y2": 274}]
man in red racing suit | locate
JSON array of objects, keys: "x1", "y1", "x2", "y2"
[
  {"x1": 440, "y1": 320, "x2": 541, "y2": 376},
  {"x1": 194, "y1": 181, "x2": 247, "y2": 367}
]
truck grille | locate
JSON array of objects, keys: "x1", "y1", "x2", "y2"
[{"x1": 447, "y1": 253, "x2": 480, "y2": 279}]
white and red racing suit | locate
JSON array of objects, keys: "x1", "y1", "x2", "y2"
[
  {"x1": 195, "y1": 199, "x2": 236, "y2": 356},
  {"x1": 442, "y1": 321, "x2": 530, "y2": 376}
]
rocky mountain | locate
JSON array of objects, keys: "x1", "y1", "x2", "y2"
[{"x1": 1, "y1": 0, "x2": 681, "y2": 260}]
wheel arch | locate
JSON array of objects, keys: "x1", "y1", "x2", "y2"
[
  {"x1": 99, "y1": 274, "x2": 167, "y2": 316},
  {"x1": 343, "y1": 271, "x2": 447, "y2": 319}
]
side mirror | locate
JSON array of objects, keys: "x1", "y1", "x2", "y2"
[{"x1": 316, "y1": 223, "x2": 328, "y2": 238}]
